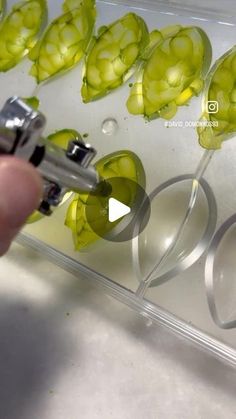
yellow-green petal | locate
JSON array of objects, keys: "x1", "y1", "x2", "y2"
[
  {"x1": 81, "y1": 12, "x2": 149, "y2": 102},
  {"x1": 47, "y1": 128, "x2": 82, "y2": 149},
  {"x1": 65, "y1": 150, "x2": 146, "y2": 251},
  {"x1": 22, "y1": 95, "x2": 40, "y2": 109},
  {"x1": 29, "y1": 0, "x2": 96, "y2": 83},
  {"x1": 27, "y1": 128, "x2": 81, "y2": 223},
  {"x1": 63, "y1": 0, "x2": 95, "y2": 13},
  {"x1": 198, "y1": 46, "x2": 236, "y2": 150},
  {"x1": 127, "y1": 25, "x2": 211, "y2": 120},
  {"x1": 0, "y1": 0, "x2": 47, "y2": 72}
]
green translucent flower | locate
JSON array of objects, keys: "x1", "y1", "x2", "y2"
[
  {"x1": 198, "y1": 46, "x2": 236, "y2": 150},
  {"x1": 27, "y1": 128, "x2": 80, "y2": 224},
  {"x1": 81, "y1": 12, "x2": 149, "y2": 102},
  {"x1": 29, "y1": 0, "x2": 96, "y2": 84},
  {"x1": 127, "y1": 25, "x2": 212, "y2": 120},
  {"x1": 65, "y1": 150, "x2": 146, "y2": 250},
  {"x1": 0, "y1": 0, "x2": 47, "y2": 72}
]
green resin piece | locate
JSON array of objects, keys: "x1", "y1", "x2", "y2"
[
  {"x1": 62, "y1": 0, "x2": 94, "y2": 13},
  {"x1": 0, "y1": 0, "x2": 47, "y2": 72},
  {"x1": 127, "y1": 25, "x2": 211, "y2": 120},
  {"x1": 47, "y1": 128, "x2": 82, "y2": 148},
  {"x1": 22, "y1": 96, "x2": 40, "y2": 109},
  {"x1": 198, "y1": 46, "x2": 236, "y2": 150},
  {"x1": 27, "y1": 128, "x2": 80, "y2": 224},
  {"x1": 29, "y1": 0, "x2": 96, "y2": 83},
  {"x1": 65, "y1": 150, "x2": 146, "y2": 250},
  {"x1": 81, "y1": 12, "x2": 149, "y2": 102},
  {"x1": 27, "y1": 211, "x2": 44, "y2": 224}
]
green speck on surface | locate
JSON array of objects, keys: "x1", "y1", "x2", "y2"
[
  {"x1": 129, "y1": 83, "x2": 133, "y2": 87},
  {"x1": 83, "y1": 133, "x2": 89, "y2": 138},
  {"x1": 66, "y1": 312, "x2": 70, "y2": 316}
]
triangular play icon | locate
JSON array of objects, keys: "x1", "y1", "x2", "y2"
[{"x1": 108, "y1": 198, "x2": 131, "y2": 223}]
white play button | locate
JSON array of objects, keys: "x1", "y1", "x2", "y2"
[
  {"x1": 85, "y1": 176, "x2": 151, "y2": 242},
  {"x1": 108, "y1": 198, "x2": 131, "y2": 223}
]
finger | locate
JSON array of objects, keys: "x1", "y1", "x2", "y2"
[
  {"x1": 0, "y1": 157, "x2": 43, "y2": 255},
  {"x1": 0, "y1": 238, "x2": 12, "y2": 256}
]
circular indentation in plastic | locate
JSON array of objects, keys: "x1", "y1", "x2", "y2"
[
  {"x1": 101, "y1": 118, "x2": 118, "y2": 136},
  {"x1": 132, "y1": 174, "x2": 217, "y2": 288},
  {"x1": 205, "y1": 213, "x2": 236, "y2": 329},
  {"x1": 85, "y1": 177, "x2": 151, "y2": 243}
]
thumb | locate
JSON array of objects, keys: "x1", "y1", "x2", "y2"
[{"x1": 0, "y1": 157, "x2": 43, "y2": 255}]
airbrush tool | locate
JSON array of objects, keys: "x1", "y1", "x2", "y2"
[{"x1": 0, "y1": 96, "x2": 111, "y2": 215}]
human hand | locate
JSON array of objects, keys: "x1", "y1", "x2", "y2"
[{"x1": 0, "y1": 157, "x2": 43, "y2": 256}]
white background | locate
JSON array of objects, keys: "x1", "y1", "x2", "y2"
[{"x1": 0, "y1": 243, "x2": 235, "y2": 419}]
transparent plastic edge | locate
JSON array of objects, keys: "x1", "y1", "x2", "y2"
[
  {"x1": 16, "y1": 232, "x2": 236, "y2": 368},
  {"x1": 99, "y1": 0, "x2": 236, "y2": 24}
]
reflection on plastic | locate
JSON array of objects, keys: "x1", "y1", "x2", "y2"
[
  {"x1": 133, "y1": 174, "x2": 217, "y2": 296},
  {"x1": 205, "y1": 214, "x2": 236, "y2": 329}
]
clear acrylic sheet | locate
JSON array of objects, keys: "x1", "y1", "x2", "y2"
[{"x1": 1, "y1": 0, "x2": 234, "y2": 365}]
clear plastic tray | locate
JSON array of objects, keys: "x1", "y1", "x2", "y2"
[{"x1": 2, "y1": 0, "x2": 236, "y2": 366}]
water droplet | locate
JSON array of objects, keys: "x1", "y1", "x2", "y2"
[{"x1": 102, "y1": 118, "x2": 118, "y2": 136}]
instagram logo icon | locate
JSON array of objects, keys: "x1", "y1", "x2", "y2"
[{"x1": 207, "y1": 101, "x2": 219, "y2": 114}]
